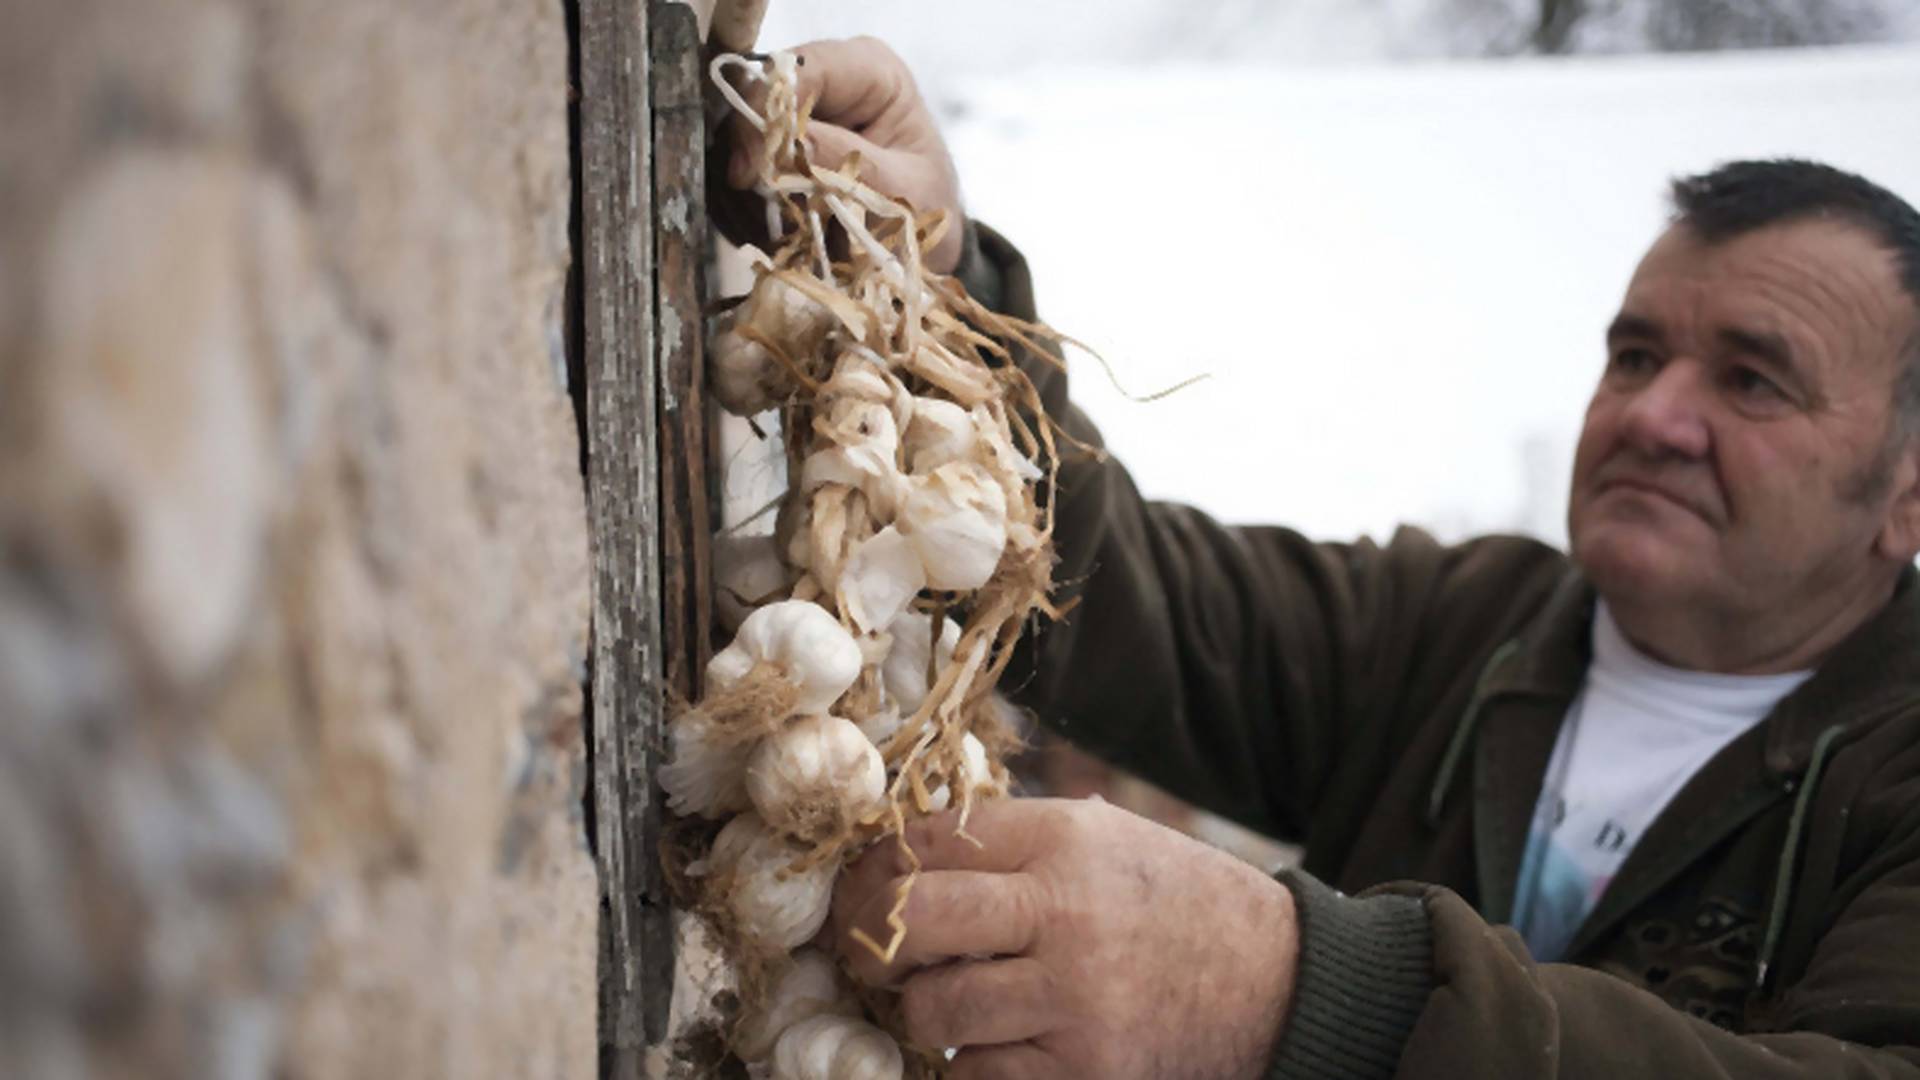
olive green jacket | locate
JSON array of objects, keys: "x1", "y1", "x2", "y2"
[{"x1": 958, "y1": 223, "x2": 1920, "y2": 1078}]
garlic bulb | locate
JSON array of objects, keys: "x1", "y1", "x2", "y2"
[
  {"x1": 708, "y1": 812, "x2": 838, "y2": 951},
  {"x1": 709, "y1": 600, "x2": 863, "y2": 714},
  {"x1": 658, "y1": 711, "x2": 753, "y2": 818},
  {"x1": 746, "y1": 715, "x2": 886, "y2": 840},
  {"x1": 714, "y1": 532, "x2": 788, "y2": 632},
  {"x1": 897, "y1": 461, "x2": 1008, "y2": 591},
  {"x1": 881, "y1": 610, "x2": 960, "y2": 716},
  {"x1": 772, "y1": 1014, "x2": 904, "y2": 1080},
  {"x1": 711, "y1": 274, "x2": 836, "y2": 415},
  {"x1": 734, "y1": 949, "x2": 859, "y2": 1062},
  {"x1": 903, "y1": 396, "x2": 975, "y2": 474},
  {"x1": 837, "y1": 526, "x2": 924, "y2": 635}
]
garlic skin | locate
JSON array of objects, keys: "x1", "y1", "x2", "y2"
[
  {"x1": 714, "y1": 532, "x2": 788, "y2": 632},
  {"x1": 746, "y1": 715, "x2": 886, "y2": 839},
  {"x1": 820, "y1": 350, "x2": 894, "y2": 405},
  {"x1": 881, "y1": 610, "x2": 960, "y2": 716},
  {"x1": 709, "y1": 327, "x2": 790, "y2": 417},
  {"x1": 958, "y1": 731, "x2": 997, "y2": 795},
  {"x1": 903, "y1": 396, "x2": 975, "y2": 474},
  {"x1": 772, "y1": 1014, "x2": 904, "y2": 1080},
  {"x1": 922, "y1": 732, "x2": 998, "y2": 813},
  {"x1": 855, "y1": 703, "x2": 903, "y2": 748},
  {"x1": 897, "y1": 461, "x2": 1009, "y2": 591},
  {"x1": 708, "y1": 600, "x2": 862, "y2": 714},
  {"x1": 658, "y1": 712, "x2": 753, "y2": 818},
  {"x1": 973, "y1": 403, "x2": 1044, "y2": 481},
  {"x1": 734, "y1": 949, "x2": 859, "y2": 1061},
  {"x1": 709, "y1": 813, "x2": 838, "y2": 951},
  {"x1": 837, "y1": 525, "x2": 925, "y2": 635}
]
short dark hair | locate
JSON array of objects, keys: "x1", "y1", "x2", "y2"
[{"x1": 1669, "y1": 159, "x2": 1920, "y2": 428}]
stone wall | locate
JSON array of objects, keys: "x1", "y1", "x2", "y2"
[{"x1": 0, "y1": 1, "x2": 597, "y2": 1077}]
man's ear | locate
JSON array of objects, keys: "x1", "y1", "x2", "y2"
[{"x1": 1875, "y1": 440, "x2": 1920, "y2": 562}]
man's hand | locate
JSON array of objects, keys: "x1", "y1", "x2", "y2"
[
  {"x1": 830, "y1": 798, "x2": 1299, "y2": 1079},
  {"x1": 723, "y1": 37, "x2": 966, "y2": 274}
]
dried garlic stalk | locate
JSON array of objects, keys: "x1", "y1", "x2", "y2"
[{"x1": 663, "y1": 48, "x2": 1073, "y2": 1075}]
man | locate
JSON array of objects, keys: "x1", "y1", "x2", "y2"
[{"x1": 729, "y1": 37, "x2": 1920, "y2": 1079}]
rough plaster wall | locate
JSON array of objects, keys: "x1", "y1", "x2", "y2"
[{"x1": 0, "y1": 1, "x2": 596, "y2": 1077}]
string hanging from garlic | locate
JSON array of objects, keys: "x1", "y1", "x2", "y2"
[{"x1": 668, "y1": 47, "x2": 1082, "y2": 1075}]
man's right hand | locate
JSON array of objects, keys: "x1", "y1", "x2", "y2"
[{"x1": 722, "y1": 36, "x2": 967, "y2": 274}]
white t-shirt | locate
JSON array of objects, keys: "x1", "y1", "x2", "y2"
[{"x1": 1510, "y1": 604, "x2": 1812, "y2": 962}]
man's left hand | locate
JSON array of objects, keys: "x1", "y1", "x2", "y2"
[{"x1": 830, "y1": 797, "x2": 1299, "y2": 1079}]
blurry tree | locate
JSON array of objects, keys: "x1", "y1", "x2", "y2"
[{"x1": 1412, "y1": 0, "x2": 1912, "y2": 56}]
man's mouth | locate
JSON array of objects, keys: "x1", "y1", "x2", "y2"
[{"x1": 1596, "y1": 476, "x2": 1714, "y2": 523}]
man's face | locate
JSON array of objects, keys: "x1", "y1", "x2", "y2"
[{"x1": 1568, "y1": 219, "x2": 1919, "y2": 635}]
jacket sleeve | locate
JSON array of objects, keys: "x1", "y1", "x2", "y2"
[
  {"x1": 958, "y1": 221, "x2": 1560, "y2": 844},
  {"x1": 1266, "y1": 845, "x2": 1920, "y2": 1080}
]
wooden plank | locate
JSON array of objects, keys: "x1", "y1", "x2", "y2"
[
  {"x1": 579, "y1": 0, "x2": 670, "y2": 1073},
  {"x1": 651, "y1": 0, "x2": 711, "y2": 712}
]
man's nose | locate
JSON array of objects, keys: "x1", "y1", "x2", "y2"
[{"x1": 1618, "y1": 359, "x2": 1711, "y2": 460}]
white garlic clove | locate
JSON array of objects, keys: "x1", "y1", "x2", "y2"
[
  {"x1": 837, "y1": 526, "x2": 925, "y2": 635},
  {"x1": 903, "y1": 396, "x2": 976, "y2": 474},
  {"x1": 708, "y1": 600, "x2": 863, "y2": 714},
  {"x1": 714, "y1": 532, "x2": 789, "y2": 632},
  {"x1": 658, "y1": 712, "x2": 753, "y2": 819},
  {"x1": 707, "y1": 645, "x2": 757, "y2": 690},
  {"x1": 710, "y1": 812, "x2": 838, "y2": 951},
  {"x1": 734, "y1": 949, "x2": 859, "y2": 1062},
  {"x1": 897, "y1": 462, "x2": 1009, "y2": 591},
  {"x1": 771, "y1": 1014, "x2": 904, "y2": 1080},
  {"x1": 746, "y1": 715, "x2": 886, "y2": 840},
  {"x1": 881, "y1": 611, "x2": 960, "y2": 716}
]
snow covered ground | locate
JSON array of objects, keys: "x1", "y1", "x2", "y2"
[{"x1": 751, "y1": 12, "x2": 1920, "y2": 546}]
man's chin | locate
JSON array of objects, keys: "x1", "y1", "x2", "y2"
[{"x1": 1571, "y1": 527, "x2": 1700, "y2": 603}]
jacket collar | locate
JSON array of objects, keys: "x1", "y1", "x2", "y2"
[
  {"x1": 1762, "y1": 567, "x2": 1920, "y2": 772},
  {"x1": 1483, "y1": 564, "x2": 1920, "y2": 771}
]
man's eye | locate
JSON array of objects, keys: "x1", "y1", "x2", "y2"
[
  {"x1": 1729, "y1": 366, "x2": 1787, "y2": 402},
  {"x1": 1609, "y1": 347, "x2": 1656, "y2": 375}
]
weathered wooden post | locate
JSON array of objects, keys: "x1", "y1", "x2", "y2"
[{"x1": 580, "y1": 0, "x2": 710, "y2": 1074}]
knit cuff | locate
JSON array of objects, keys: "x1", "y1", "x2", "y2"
[
  {"x1": 1268, "y1": 870, "x2": 1435, "y2": 1080},
  {"x1": 948, "y1": 217, "x2": 1007, "y2": 314}
]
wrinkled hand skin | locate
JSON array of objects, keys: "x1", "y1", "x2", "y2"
[
  {"x1": 830, "y1": 798, "x2": 1299, "y2": 1079},
  {"x1": 724, "y1": 36, "x2": 967, "y2": 275}
]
